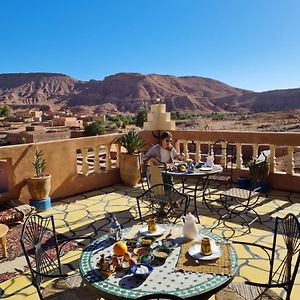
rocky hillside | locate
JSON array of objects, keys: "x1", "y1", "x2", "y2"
[{"x1": 0, "y1": 72, "x2": 299, "y2": 113}]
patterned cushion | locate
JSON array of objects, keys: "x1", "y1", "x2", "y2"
[
  {"x1": 222, "y1": 188, "x2": 259, "y2": 200},
  {"x1": 216, "y1": 282, "x2": 282, "y2": 300}
]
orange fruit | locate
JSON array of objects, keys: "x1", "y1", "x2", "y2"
[{"x1": 113, "y1": 241, "x2": 128, "y2": 256}]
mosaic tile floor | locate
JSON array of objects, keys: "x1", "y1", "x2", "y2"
[{"x1": 1, "y1": 183, "x2": 300, "y2": 299}]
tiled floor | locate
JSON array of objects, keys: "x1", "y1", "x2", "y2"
[{"x1": 1, "y1": 183, "x2": 300, "y2": 299}]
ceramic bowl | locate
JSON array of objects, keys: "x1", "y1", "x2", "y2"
[
  {"x1": 131, "y1": 263, "x2": 153, "y2": 279},
  {"x1": 153, "y1": 247, "x2": 172, "y2": 260}
]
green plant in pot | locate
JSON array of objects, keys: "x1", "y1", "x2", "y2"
[
  {"x1": 118, "y1": 130, "x2": 143, "y2": 186},
  {"x1": 26, "y1": 148, "x2": 51, "y2": 200}
]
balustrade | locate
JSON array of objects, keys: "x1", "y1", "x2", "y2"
[{"x1": 1, "y1": 130, "x2": 300, "y2": 203}]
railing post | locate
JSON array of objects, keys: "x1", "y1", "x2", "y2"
[
  {"x1": 252, "y1": 144, "x2": 258, "y2": 160},
  {"x1": 269, "y1": 144, "x2": 276, "y2": 173},
  {"x1": 81, "y1": 148, "x2": 89, "y2": 176},
  {"x1": 93, "y1": 146, "x2": 100, "y2": 173},
  {"x1": 221, "y1": 141, "x2": 227, "y2": 167},
  {"x1": 195, "y1": 141, "x2": 201, "y2": 162},
  {"x1": 183, "y1": 140, "x2": 189, "y2": 161},
  {"x1": 236, "y1": 143, "x2": 243, "y2": 169},
  {"x1": 116, "y1": 144, "x2": 121, "y2": 167},
  {"x1": 287, "y1": 145, "x2": 294, "y2": 175},
  {"x1": 105, "y1": 144, "x2": 112, "y2": 170}
]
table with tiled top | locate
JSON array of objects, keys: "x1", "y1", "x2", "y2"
[{"x1": 79, "y1": 224, "x2": 238, "y2": 300}]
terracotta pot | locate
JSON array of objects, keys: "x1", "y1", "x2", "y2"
[
  {"x1": 119, "y1": 153, "x2": 141, "y2": 186},
  {"x1": 27, "y1": 175, "x2": 51, "y2": 200}
]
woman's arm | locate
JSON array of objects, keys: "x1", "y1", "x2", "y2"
[
  {"x1": 143, "y1": 144, "x2": 159, "y2": 163},
  {"x1": 171, "y1": 147, "x2": 184, "y2": 161}
]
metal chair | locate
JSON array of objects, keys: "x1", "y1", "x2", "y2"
[
  {"x1": 136, "y1": 184, "x2": 188, "y2": 223},
  {"x1": 216, "y1": 213, "x2": 300, "y2": 300},
  {"x1": 215, "y1": 155, "x2": 269, "y2": 238},
  {"x1": 20, "y1": 214, "x2": 93, "y2": 300},
  {"x1": 137, "y1": 293, "x2": 184, "y2": 299},
  {"x1": 209, "y1": 140, "x2": 235, "y2": 190}
]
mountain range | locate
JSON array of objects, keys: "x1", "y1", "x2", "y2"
[{"x1": 0, "y1": 72, "x2": 299, "y2": 114}]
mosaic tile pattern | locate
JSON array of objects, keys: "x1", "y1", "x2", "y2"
[{"x1": 1, "y1": 183, "x2": 300, "y2": 299}]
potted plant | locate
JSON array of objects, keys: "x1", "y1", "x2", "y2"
[
  {"x1": 118, "y1": 130, "x2": 143, "y2": 186},
  {"x1": 238, "y1": 159, "x2": 269, "y2": 190},
  {"x1": 26, "y1": 148, "x2": 51, "y2": 200}
]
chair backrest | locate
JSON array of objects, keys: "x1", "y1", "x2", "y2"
[
  {"x1": 249, "y1": 155, "x2": 269, "y2": 191},
  {"x1": 269, "y1": 213, "x2": 300, "y2": 299},
  {"x1": 136, "y1": 183, "x2": 188, "y2": 222},
  {"x1": 147, "y1": 165, "x2": 164, "y2": 194},
  {"x1": 210, "y1": 140, "x2": 235, "y2": 181},
  {"x1": 137, "y1": 292, "x2": 184, "y2": 299},
  {"x1": 20, "y1": 214, "x2": 62, "y2": 287}
]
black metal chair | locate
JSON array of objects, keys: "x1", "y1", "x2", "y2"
[
  {"x1": 216, "y1": 213, "x2": 300, "y2": 300},
  {"x1": 137, "y1": 293, "x2": 184, "y2": 300},
  {"x1": 136, "y1": 184, "x2": 188, "y2": 223},
  {"x1": 215, "y1": 155, "x2": 269, "y2": 238},
  {"x1": 20, "y1": 214, "x2": 93, "y2": 300},
  {"x1": 209, "y1": 140, "x2": 235, "y2": 190}
]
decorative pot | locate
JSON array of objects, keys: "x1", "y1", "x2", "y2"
[
  {"x1": 119, "y1": 153, "x2": 141, "y2": 186},
  {"x1": 237, "y1": 176, "x2": 251, "y2": 189},
  {"x1": 26, "y1": 175, "x2": 51, "y2": 200}
]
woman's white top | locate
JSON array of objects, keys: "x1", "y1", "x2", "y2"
[{"x1": 160, "y1": 147, "x2": 171, "y2": 163}]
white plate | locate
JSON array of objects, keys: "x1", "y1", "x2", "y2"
[
  {"x1": 139, "y1": 225, "x2": 166, "y2": 237},
  {"x1": 188, "y1": 239, "x2": 221, "y2": 260},
  {"x1": 199, "y1": 166, "x2": 213, "y2": 171}
]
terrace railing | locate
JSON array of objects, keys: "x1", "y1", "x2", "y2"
[
  {"x1": 140, "y1": 130, "x2": 300, "y2": 193},
  {"x1": 0, "y1": 133, "x2": 122, "y2": 203},
  {"x1": 1, "y1": 129, "x2": 300, "y2": 204}
]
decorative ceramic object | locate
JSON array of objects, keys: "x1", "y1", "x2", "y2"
[{"x1": 182, "y1": 213, "x2": 198, "y2": 240}]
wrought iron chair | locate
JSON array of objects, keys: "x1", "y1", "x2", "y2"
[
  {"x1": 215, "y1": 155, "x2": 269, "y2": 237},
  {"x1": 20, "y1": 214, "x2": 93, "y2": 300},
  {"x1": 209, "y1": 140, "x2": 235, "y2": 190},
  {"x1": 137, "y1": 293, "x2": 184, "y2": 300},
  {"x1": 136, "y1": 184, "x2": 188, "y2": 223},
  {"x1": 216, "y1": 213, "x2": 300, "y2": 300}
]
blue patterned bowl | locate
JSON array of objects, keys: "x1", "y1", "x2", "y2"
[{"x1": 131, "y1": 263, "x2": 153, "y2": 278}]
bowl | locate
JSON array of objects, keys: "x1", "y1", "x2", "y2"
[
  {"x1": 131, "y1": 263, "x2": 153, "y2": 278},
  {"x1": 138, "y1": 236, "x2": 156, "y2": 246},
  {"x1": 140, "y1": 253, "x2": 155, "y2": 264},
  {"x1": 153, "y1": 247, "x2": 172, "y2": 260},
  {"x1": 161, "y1": 238, "x2": 178, "y2": 249},
  {"x1": 133, "y1": 246, "x2": 152, "y2": 257}
]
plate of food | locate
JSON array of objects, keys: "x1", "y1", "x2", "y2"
[
  {"x1": 188, "y1": 239, "x2": 221, "y2": 260},
  {"x1": 139, "y1": 225, "x2": 166, "y2": 237}
]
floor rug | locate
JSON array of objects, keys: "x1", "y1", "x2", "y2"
[{"x1": 0, "y1": 223, "x2": 79, "y2": 283}]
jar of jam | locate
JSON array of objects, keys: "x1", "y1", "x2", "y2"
[{"x1": 201, "y1": 237, "x2": 212, "y2": 256}]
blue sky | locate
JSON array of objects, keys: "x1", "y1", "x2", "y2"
[{"x1": 0, "y1": 0, "x2": 299, "y2": 92}]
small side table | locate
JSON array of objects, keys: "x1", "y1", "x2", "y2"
[{"x1": 0, "y1": 223, "x2": 9, "y2": 258}]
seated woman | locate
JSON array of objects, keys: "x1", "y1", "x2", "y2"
[
  {"x1": 143, "y1": 131, "x2": 184, "y2": 187},
  {"x1": 144, "y1": 131, "x2": 184, "y2": 165}
]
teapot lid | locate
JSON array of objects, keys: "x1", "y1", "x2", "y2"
[{"x1": 184, "y1": 212, "x2": 197, "y2": 221}]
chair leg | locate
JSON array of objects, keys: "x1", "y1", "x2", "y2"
[{"x1": 136, "y1": 199, "x2": 143, "y2": 223}]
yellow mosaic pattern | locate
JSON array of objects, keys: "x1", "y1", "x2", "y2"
[{"x1": 1, "y1": 183, "x2": 300, "y2": 299}]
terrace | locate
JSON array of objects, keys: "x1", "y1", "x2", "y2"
[{"x1": 1, "y1": 128, "x2": 300, "y2": 299}]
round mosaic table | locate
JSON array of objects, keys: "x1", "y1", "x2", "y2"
[
  {"x1": 79, "y1": 225, "x2": 238, "y2": 300},
  {"x1": 163, "y1": 164, "x2": 223, "y2": 222}
]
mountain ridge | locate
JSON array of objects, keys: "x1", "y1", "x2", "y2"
[{"x1": 0, "y1": 72, "x2": 299, "y2": 114}]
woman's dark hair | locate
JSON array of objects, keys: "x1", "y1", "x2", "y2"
[{"x1": 159, "y1": 131, "x2": 172, "y2": 145}]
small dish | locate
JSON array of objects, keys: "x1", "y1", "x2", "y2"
[
  {"x1": 131, "y1": 263, "x2": 154, "y2": 279},
  {"x1": 153, "y1": 247, "x2": 172, "y2": 260},
  {"x1": 139, "y1": 225, "x2": 166, "y2": 237},
  {"x1": 138, "y1": 236, "x2": 156, "y2": 246},
  {"x1": 133, "y1": 246, "x2": 152, "y2": 257},
  {"x1": 126, "y1": 238, "x2": 138, "y2": 249},
  {"x1": 140, "y1": 253, "x2": 154, "y2": 264},
  {"x1": 161, "y1": 238, "x2": 178, "y2": 249}
]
